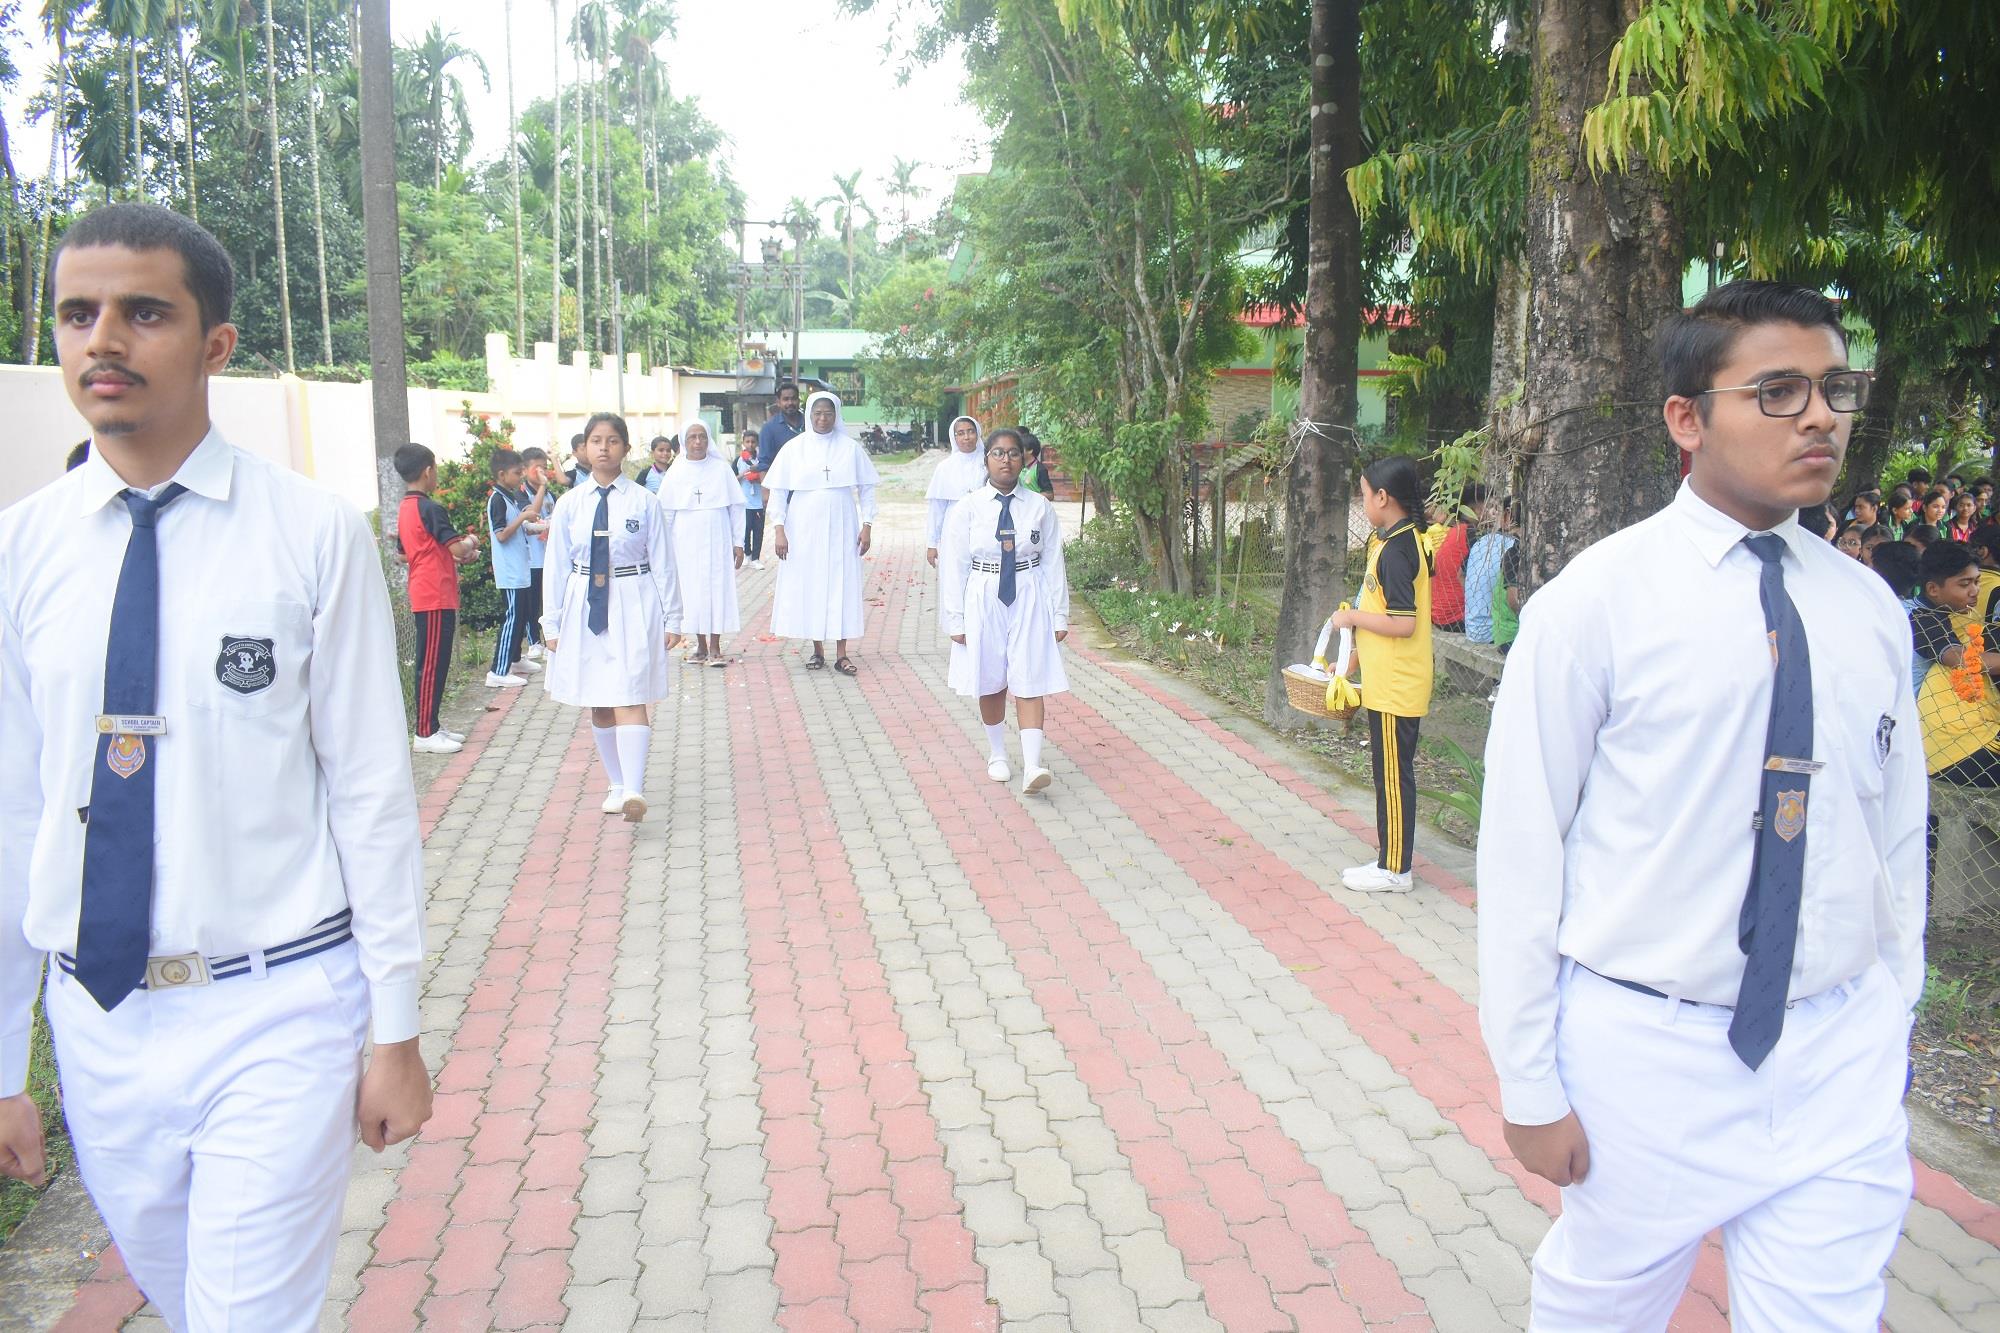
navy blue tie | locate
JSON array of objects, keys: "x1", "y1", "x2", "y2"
[
  {"x1": 997, "y1": 492, "x2": 1017, "y2": 607},
  {"x1": 588, "y1": 485, "x2": 612, "y2": 635},
  {"x1": 1730, "y1": 534, "x2": 1813, "y2": 1069},
  {"x1": 74, "y1": 484, "x2": 187, "y2": 1011}
]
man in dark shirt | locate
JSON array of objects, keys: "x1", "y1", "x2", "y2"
[{"x1": 755, "y1": 381, "x2": 805, "y2": 475}]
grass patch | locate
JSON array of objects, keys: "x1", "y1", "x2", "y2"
[{"x1": 0, "y1": 1000, "x2": 75, "y2": 1245}]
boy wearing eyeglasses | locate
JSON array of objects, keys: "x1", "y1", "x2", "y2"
[{"x1": 1479, "y1": 281, "x2": 1922, "y2": 1329}]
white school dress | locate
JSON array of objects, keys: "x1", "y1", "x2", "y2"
[
  {"x1": 540, "y1": 474, "x2": 682, "y2": 707},
  {"x1": 939, "y1": 484, "x2": 1070, "y2": 698},
  {"x1": 657, "y1": 453, "x2": 744, "y2": 634},
  {"x1": 765, "y1": 394, "x2": 880, "y2": 642}
]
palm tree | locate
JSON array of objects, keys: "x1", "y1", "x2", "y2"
[
  {"x1": 104, "y1": 0, "x2": 171, "y2": 200},
  {"x1": 817, "y1": 170, "x2": 874, "y2": 298},
  {"x1": 549, "y1": 0, "x2": 562, "y2": 352},
  {"x1": 24, "y1": 0, "x2": 83, "y2": 365},
  {"x1": 168, "y1": 1, "x2": 198, "y2": 215},
  {"x1": 302, "y1": 0, "x2": 333, "y2": 362},
  {"x1": 260, "y1": 0, "x2": 294, "y2": 370},
  {"x1": 571, "y1": 0, "x2": 586, "y2": 350},
  {"x1": 358, "y1": 0, "x2": 413, "y2": 555},
  {"x1": 504, "y1": 0, "x2": 524, "y2": 353},
  {"x1": 408, "y1": 21, "x2": 488, "y2": 191},
  {"x1": 200, "y1": 0, "x2": 253, "y2": 138},
  {"x1": 885, "y1": 156, "x2": 925, "y2": 258}
]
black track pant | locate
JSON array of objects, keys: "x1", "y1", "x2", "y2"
[
  {"x1": 412, "y1": 609, "x2": 456, "y2": 737},
  {"x1": 1366, "y1": 709, "x2": 1422, "y2": 874},
  {"x1": 744, "y1": 508, "x2": 766, "y2": 560},
  {"x1": 523, "y1": 568, "x2": 545, "y2": 645}
]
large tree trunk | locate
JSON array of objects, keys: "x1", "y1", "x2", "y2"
[
  {"x1": 506, "y1": 0, "x2": 525, "y2": 353},
  {"x1": 1265, "y1": 0, "x2": 1362, "y2": 725},
  {"x1": 550, "y1": 0, "x2": 563, "y2": 353},
  {"x1": 1513, "y1": 0, "x2": 1683, "y2": 594},
  {"x1": 262, "y1": 0, "x2": 296, "y2": 372},
  {"x1": 359, "y1": 0, "x2": 411, "y2": 547},
  {"x1": 1844, "y1": 327, "x2": 1902, "y2": 491},
  {"x1": 305, "y1": 0, "x2": 334, "y2": 364},
  {"x1": 1487, "y1": 253, "x2": 1530, "y2": 433}
]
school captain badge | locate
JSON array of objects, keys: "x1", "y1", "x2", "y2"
[
  {"x1": 216, "y1": 636, "x2": 276, "y2": 695},
  {"x1": 1774, "y1": 790, "x2": 1806, "y2": 843},
  {"x1": 106, "y1": 733, "x2": 146, "y2": 779}
]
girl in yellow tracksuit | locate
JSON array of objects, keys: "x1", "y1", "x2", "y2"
[{"x1": 1328, "y1": 455, "x2": 1435, "y2": 892}]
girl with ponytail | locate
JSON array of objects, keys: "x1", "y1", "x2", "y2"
[{"x1": 1327, "y1": 455, "x2": 1437, "y2": 892}]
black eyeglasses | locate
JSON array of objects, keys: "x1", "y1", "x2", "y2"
[
  {"x1": 1696, "y1": 369, "x2": 1872, "y2": 418},
  {"x1": 987, "y1": 448, "x2": 1024, "y2": 460}
]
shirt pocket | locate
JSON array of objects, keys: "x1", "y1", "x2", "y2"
[{"x1": 184, "y1": 598, "x2": 313, "y2": 722}]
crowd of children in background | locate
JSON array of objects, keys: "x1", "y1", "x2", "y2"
[{"x1": 1826, "y1": 468, "x2": 2000, "y2": 789}]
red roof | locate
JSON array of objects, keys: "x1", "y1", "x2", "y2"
[{"x1": 1239, "y1": 304, "x2": 1416, "y2": 330}]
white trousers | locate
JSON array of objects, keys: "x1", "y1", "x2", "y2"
[
  {"x1": 47, "y1": 940, "x2": 369, "y2": 1333},
  {"x1": 1533, "y1": 960, "x2": 1913, "y2": 1331}
]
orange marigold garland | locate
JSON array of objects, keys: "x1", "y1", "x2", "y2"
[{"x1": 1953, "y1": 620, "x2": 1987, "y2": 702}]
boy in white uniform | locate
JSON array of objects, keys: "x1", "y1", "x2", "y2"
[
  {"x1": 939, "y1": 427, "x2": 1071, "y2": 792},
  {"x1": 1478, "y1": 281, "x2": 1924, "y2": 1330},
  {"x1": 0, "y1": 204, "x2": 432, "y2": 1330}
]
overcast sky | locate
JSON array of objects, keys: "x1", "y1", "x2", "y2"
[{"x1": 3, "y1": 0, "x2": 992, "y2": 261}]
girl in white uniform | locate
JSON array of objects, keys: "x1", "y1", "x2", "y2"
[
  {"x1": 541, "y1": 412, "x2": 684, "y2": 821},
  {"x1": 939, "y1": 426, "x2": 1070, "y2": 792},
  {"x1": 657, "y1": 421, "x2": 744, "y2": 666}
]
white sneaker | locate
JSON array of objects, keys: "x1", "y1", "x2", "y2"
[
  {"x1": 485, "y1": 671, "x2": 527, "y2": 687},
  {"x1": 513, "y1": 659, "x2": 543, "y2": 675},
  {"x1": 600, "y1": 787, "x2": 625, "y2": 814},
  {"x1": 523, "y1": 643, "x2": 544, "y2": 662},
  {"x1": 440, "y1": 728, "x2": 466, "y2": 743},
  {"x1": 1021, "y1": 767, "x2": 1053, "y2": 794},
  {"x1": 621, "y1": 792, "x2": 648, "y2": 823},
  {"x1": 411, "y1": 731, "x2": 463, "y2": 754},
  {"x1": 1342, "y1": 864, "x2": 1414, "y2": 893},
  {"x1": 987, "y1": 757, "x2": 1012, "y2": 783}
]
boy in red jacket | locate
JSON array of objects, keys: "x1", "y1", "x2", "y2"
[{"x1": 397, "y1": 443, "x2": 478, "y2": 753}]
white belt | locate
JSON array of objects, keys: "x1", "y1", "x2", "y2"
[
  {"x1": 972, "y1": 556, "x2": 1041, "y2": 574},
  {"x1": 54, "y1": 909, "x2": 355, "y2": 989},
  {"x1": 571, "y1": 561, "x2": 651, "y2": 577}
]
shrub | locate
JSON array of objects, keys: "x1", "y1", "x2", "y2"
[
  {"x1": 1066, "y1": 514, "x2": 1147, "y2": 591},
  {"x1": 432, "y1": 406, "x2": 515, "y2": 629}
]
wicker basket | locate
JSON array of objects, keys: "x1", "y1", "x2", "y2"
[{"x1": 1282, "y1": 617, "x2": 1361, "y2": 721}]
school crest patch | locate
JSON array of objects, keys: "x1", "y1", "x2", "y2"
[
  {"x1": 1774, "y1": 789, "x2": 1806, "y2": 843},
  {"x1": 216, "y1": 636, "x2": 276, "y2": 695},
  {"x1": 105, "y1": 733, "x2": 146, "y2": 779},
  {"x1": 1029, "y1": 527, "x2": 1041, "y2": 546},
  {"x1": 625, "y1": 517, "x2": 641, "y2": 533},
  {"x1": 1876, "y1": 713, "x2": 1895, "y2": 766}
]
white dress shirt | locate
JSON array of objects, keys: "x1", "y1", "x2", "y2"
[
  {"x1": 0, "y1": 430, "x2": 426, "y2": 1096},
  {"x1": 539, "y1": 473, "x2": 681, "y2": 636},
  {"x1": 938, "y1": 485, "x2": 1071, "y2": 635},
  {"x1": 1477, "y1": 482, "x2": 1927, "y2": 1126}
]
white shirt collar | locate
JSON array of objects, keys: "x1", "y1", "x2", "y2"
[
  {"x1": 586, "y1": 473, "x2": 634, "y2": 494},
  {"x1": 1669, "y1": 479, "x2": 1814, "y2": 568},
  {"x1": 76, "y1": 426, "x2": 233, "y2": 516}
]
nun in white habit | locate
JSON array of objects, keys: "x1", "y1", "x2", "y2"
[
  {"x1": 766, "y1": 391, "x2": 881, "y2": 675},
  {"x1": 657, "y1": 421, "x2": 745, "y2": 665},
  {"x1": 925, "y1": 415, "x2": 989, "y2": 566}
]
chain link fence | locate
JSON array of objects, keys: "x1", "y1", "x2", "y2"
[{"x1": 1915, "y1": 619, "x2": 2000, "y2": 933}]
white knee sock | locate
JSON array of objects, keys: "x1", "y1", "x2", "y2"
[
  {"x1": 593, "y1": 725, "x2": 623, "y2": 791},
  {"x1": 1021, "y1": 727, "x2": 1045, "y2": 772},
  {"x1": 983, "y1": 722, "x2": 1008, "y2": 760},
  {"x1": 615, "y1": 724, "x2": 651, "y2": 799}
]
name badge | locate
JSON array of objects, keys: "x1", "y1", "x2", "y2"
[
  {"x1": 593, "y1": 530, "x2": 611, "y2": 537},
  {"x1": 96, "y1": 714, "x2": 166, "y2": 737},
  {"x1": 1763, "y1": 755, "x2": 1825, "y2": 776}
]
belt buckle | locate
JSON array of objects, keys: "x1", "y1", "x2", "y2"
[{"x1": 145, "y1": 952, "x2": 211, "y2": 989}]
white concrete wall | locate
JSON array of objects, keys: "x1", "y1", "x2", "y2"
[{"x1": 2, "y1": 334, "x2": 684, "y2": 512}]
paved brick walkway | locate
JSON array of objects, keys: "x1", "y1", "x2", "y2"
[{"x1": 36, "y1": 496, "x2": 2000, "y2": 1331}]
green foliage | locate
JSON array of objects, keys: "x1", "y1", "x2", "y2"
[
  {"x1": 430, "y1": 406, "x2": 515, "y2": 629},
  {"x1": 1418, "y1": 734, "x2": 1484, "y2": 829},
  {"x1": 1919, "y1": 962, "x2": 1977, "y2": 1040},
  {"x1": 858, "y1": 258, "x2": 972, "y2": 424},
  {"x1": 0, "y1": 1002, "x2": 72, "y2": 1246},
  {"x1": 1064, "y1": 514, "x2": 1148, "y2": 591}
]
